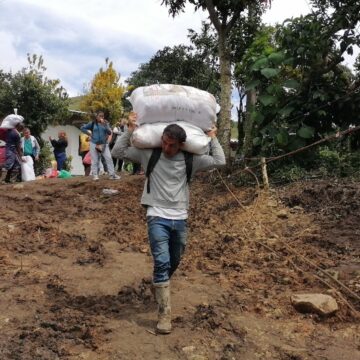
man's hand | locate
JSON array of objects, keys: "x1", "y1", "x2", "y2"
[
  {"x1": 35, "y1": 156, "x2": 39, "y2": 161},
  {"x1": 206, "y1": 126, "x2": 217, "y2": 139},
  {"x1": 48, "y1": 136, "x2": 52, "y2": 141}
]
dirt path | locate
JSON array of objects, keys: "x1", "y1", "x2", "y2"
[{"x1": 0, "y1": 175, "x2": 359, "y2": 359}]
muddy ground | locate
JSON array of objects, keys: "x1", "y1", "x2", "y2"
[{"x1": 0, "y1": 173, "x2": 359, "y2": 360}]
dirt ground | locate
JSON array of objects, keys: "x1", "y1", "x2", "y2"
[{"x1": 0, "y1": 173, "x2": 359, "y2": 360}]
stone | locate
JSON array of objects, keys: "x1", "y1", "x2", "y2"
[
  {"x1": 13, "y1": 184, "x2": 24, "y2": 189},
  {"x1": 182, "y1": 346, "x2": 196, "y2": 355},
  {"x1": 291, "y1": 293, "x2": 338, "y2": 316},
  {"x1": 277, "y1": 209, "x2": 288, "y2": 219}
]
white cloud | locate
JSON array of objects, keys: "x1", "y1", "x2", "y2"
[
  {"x1": 0, "y1": 0, "x2": 358, "y2": 104},
  {"x1": 0, "y1": 31, "x2": 27, "y2": 72},
  {"x1": 0, "y1": 0, "x2": 207, "y2": 96},
  {"x1": 262, "y1": 0, "x2": 310, "y2": 24}
]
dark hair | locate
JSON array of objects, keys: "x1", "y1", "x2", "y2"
[{"x1": 163, "y1": 124, "x2": 186, "y2": 143}]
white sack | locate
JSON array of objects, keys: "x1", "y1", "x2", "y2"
[
  {"x1": 131, "y1": 122, "x2": 211, "y2": 155},
  {"x1": 129, "y1": 84, "x2": 217, "y2": 131},
  {"x1": 1, "y1": 114, "x2": 24, "y2": 129},
  {"x1": 21, "y1": 156, "x2": 36, "y2": 181}
]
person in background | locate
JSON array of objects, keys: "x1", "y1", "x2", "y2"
[
  {"x1": 21, "y1": 128, "x2": 40, "y2": 174},
  {"x1": 80, "y1": 111, "x2": 120, "y2": 181},
  {"x1": 110, "y1": 118, "x2": 127, "y2": 172},
  {"x1": 49, "y1": 131, "x2": 68, "y2": 171},
  {"x1": 3, "y1": 122, "x2": 25, "y2": 183},
  {"x1": 112, "y1": 112, "x2": 226, "y2": 334},
  {"x1": 78, "y1": 132, "x2": 91, "y2": 176}
]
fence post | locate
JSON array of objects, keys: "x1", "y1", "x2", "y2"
[{"x1": 261, "y1": 157, "x2": 269, "y2": 191}]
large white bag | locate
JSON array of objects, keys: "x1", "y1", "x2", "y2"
[
  {"x1": 1, "y1": 114, "x2": 24, "y2": 129},
  {"x1": 129, "y1": 84, "x2": 217, "y2": 131},
  {"x1": 131, "y1": 122, "x2": 211, "y2": 155},
  {"x1": 21, "y1": 156, "x2": 36, "y2": 181}
]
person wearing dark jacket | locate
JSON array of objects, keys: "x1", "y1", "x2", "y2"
[{"x1": 49, "y1": 131, "x2": 68, "y2": 171}]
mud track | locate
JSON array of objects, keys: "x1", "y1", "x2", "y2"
[{"x1": 0, "y1": 175, "x2": 359, "y2": 359}]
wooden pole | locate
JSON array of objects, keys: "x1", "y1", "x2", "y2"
[{"x1": 261, "y1": 157, "x2": 269, "y2": 191}]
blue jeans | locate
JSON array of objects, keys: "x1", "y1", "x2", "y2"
[
  {"x1": 55, "y1": 152, "x2": 67, "y2": 171},
  {"x1": 89, "y1": 142, "x2": 115, "y2": 176},
  {"x1": 147, "y1": 216, "x2": 187, "y2": 284}
]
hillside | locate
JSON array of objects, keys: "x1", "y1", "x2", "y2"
[
  {"x1": 69, "y1": 96, "x2": 84, "y2": 111},
  {"x1": 0, "y1": 174, "x2": 359, "y2": 359}
]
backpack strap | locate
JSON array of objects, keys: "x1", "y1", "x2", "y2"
[
  {"x1": 183, "y1": 151, "x2": 193, "y2": 184},
  {"x1": 146, "y1": 148, "x2": 193, "y2": 194},
  {"x1": 146, "y1": 148, "x2": 162, "y2": 193}
]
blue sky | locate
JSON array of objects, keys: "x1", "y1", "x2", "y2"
[{"x1": 0, "y1": 0, "x2": 358, "y2": 106}]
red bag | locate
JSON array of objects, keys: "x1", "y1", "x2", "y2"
[
  {"x1": 0, "y1": 147, "x2": 5, "y2": 167},
  {"x1": 0, "y1": 128, "x2": 7, "y2": 167},
  {"x1": 83, "y1": 151, "x2": 91, "y2": 165}
]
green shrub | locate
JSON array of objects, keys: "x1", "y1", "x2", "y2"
[
  {"x1": 63, "y1": 155, "x2": 73, "y2": 172},
  {"x1": 37, "y1": 142, "x2": 53, "y2": 176},
  {"x1": 318, "y1": 146, "x2": 341, "y2": 171},
  {"x1": 270, "y1": 164, "x2": 305, "y2": 184}
]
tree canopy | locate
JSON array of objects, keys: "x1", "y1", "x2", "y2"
[
  {"x1": 80, "y1": 58, "x2": 125, "y2": 124},
  {"x1": 234, "y1": 0, "x2": 360, "y2": 158},
  {"x1": 161, "y1": 0, "x2": 271, "y2": 159},
  {"x1": 127, "y1": 44, "x2": 220, "y2": 99},
  {"x1": 0, "y1": 54, "x2": 69, "y2": 138}
]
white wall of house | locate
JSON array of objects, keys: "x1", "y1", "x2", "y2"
[{"x1": 41, "y1": 125, "x2": 84, "y2": 175}]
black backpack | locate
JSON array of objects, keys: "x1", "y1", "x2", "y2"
[{"x1": 145, "y1": 148, "x2": 193, "y2": 194}]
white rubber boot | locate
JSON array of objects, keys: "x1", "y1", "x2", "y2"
[{"x1": 154, "y1": 281, "x2": 171, "y2": 334}]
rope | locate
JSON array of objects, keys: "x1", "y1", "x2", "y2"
[{"x1": 232, "y1": 124, "x2": 360, "y2": 178}]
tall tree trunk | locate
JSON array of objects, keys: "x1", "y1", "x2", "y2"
[
  {"x1": 237, "y1": 89, "x2": 245, "y2": 149},
  {"x1": 217, "y1": 30, "x2": 232, "y2": 160},
  {"x1": 242, "y1": 89, "x2": 256, "y2": 157}
]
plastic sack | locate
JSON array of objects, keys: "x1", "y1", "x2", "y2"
[
  {"x1": 0, "y1": 147, "x2": 6, "y2": 167},
  {"x1": 131, "y1": 121, "x2": 211, "y2": 155},
  {"x1": 1, "y1": 114, "x2": 24, "y2": 129},
  {"x1": 129, "y1": 84, "x2": 217, "y2": 131},
  {"x1": 20, "y1": 156, "x2": 35, "y2": 181},
  {"x1": 45, "y1": 168, "x2": 59, "y2": 178},
  {"x1": 83, "y1": 151, "x2": 91, "y2": 165},
  {"x1": 58, "y1": 170, "x2": 72, "y2": 179}
]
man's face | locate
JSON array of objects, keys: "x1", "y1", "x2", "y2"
[
  {"x1": 96, "y1": 113, "x2": 105, "y2": 123},
  {"x1": 24, "y1": 130, "x2": 30, "y2": 138},
  {"x1": 161, "y1": 134, "x2": 182, "y2": 158}
]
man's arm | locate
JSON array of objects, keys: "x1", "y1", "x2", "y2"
[
  {"x1": 111, "y1": 129, "x2": 143, "y2": 163},
  {"x1": 192, "y1": 127, "x2": 226, "y2": 173},
  {"x1": 34, "y1": 137, "x2": 41, "y2": 159},
  {"x1": 80, "y1": 123, "x2": 92, "y2": 136},
  {"x1": 111, "y1": 112, "x2": 144, "y2": 163}
]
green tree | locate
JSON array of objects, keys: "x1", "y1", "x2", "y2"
[
  {"x1": 127, "y1": 44, "x2": 220, "y2": 98},
  {"x1": 0, "y1": 54, "x2": 69, "y2": 138},
  {"x1": 161, "y1": 0, "x2": 271, "y2": 159},
  {"x1": 81, "y1": 58, "x2": 125, "y2": 123},
  {"x1": 239, "y1": 0, "x2": 360, "y2": 158}
]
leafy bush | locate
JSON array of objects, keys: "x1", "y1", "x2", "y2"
[
  {"x1": 37, "y1": 142, "x2": 53, "y2": 176},
  {"x1": 270, "y1": 163, "x2": 305, "y2": 184},
  {"x1": 63, "y1": 155, "x2": 73, "y2": 172},
  {"x1": 318, "y1": 146, "x2": 341, "y2": 173}
]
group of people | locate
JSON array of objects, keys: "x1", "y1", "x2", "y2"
[
  {"x1": 0, "y1": 116, "x2": 68, "y2": 183},
  {"x1": 79, "y1": 111, "x2": 142, "y2": 179}
]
